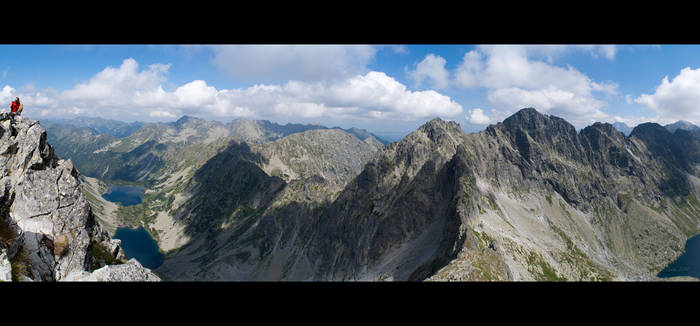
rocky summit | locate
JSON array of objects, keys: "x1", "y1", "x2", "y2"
[{"x1": 0, "y1": 116, "x2": 158, "y2": 282}]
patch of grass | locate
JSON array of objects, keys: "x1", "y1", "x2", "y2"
[
  {"x1": 10, "y1": 248, "x2": 32, "y2": 281},
  {"x1": 472, "y1": 229, "x2": 493, "y2": 251},
  {"x1": 115, "y1": 202, "x2": 155, "y2": 227},
  {"x1": 548, "y1": 221, "x2": 614, "y2": 281},
  {"x1": 90, "y1": 241, "x2": 125, "y2": 271},
  {"x1": 477, "y1": 203, "x2": 487, "y2": 215},
  {"x1": 549, "y1": 223, "x2": 585, "y2": 258},
  {"x1": 526, "y1": 251, "x2": 566, "y2": 282},
  {"x1": 471, "y1": 256, "x2": 502, "y2": 281},
  {"x1": 484, "y1": 194, "x2": 499, "y2": 211}
]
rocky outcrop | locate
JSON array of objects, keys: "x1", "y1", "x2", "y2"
[
  {"x1": 0, "y1": 116, "x2": 158, "y2": 281},
  {"x1": 64, "y1": 258, "x2": 160, "y2": 281}
]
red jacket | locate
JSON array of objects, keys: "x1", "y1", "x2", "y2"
[{"x1": 10, "y1": 101, "x2": 20, "y2": 112}]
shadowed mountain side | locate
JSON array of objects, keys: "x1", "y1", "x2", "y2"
[
  {"x1": 172, "y1": 141, "x2": 286, "y2": 238},
  {"x1": 43, "y1": 117, "x2": 144, "y2": 138},
  {"x1": 309, "y1": 145, "x2": 478, "y2": 280}
]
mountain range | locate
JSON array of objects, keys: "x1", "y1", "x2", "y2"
[{"x1": 34, "y1": 109, "x2": 700, "y2": 281}]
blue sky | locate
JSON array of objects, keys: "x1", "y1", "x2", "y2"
[{"x1": 2, "y1": 44, "x2": 700, "y2": 140}]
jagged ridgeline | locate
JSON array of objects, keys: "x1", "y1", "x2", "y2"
[
  {"x1": 43, "y1": 116, "x2": 388, "y2": 187},
  {"x1": 0, "y1": 117, "x2": 159, "y2": 281},
  {"x1": 140, "y1": 109, "x2": 700, "y2": 281},
  {"x1": 41, "y1": 109, "x2": 700, "y2": 281}
]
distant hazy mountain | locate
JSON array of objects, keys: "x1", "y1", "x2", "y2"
[
  {"x1": 664, "y1": 120, "x2": 700, "y2": 133},
  {"x1": 45, "y1": 115, "x2": 387, "y2": 185},
  {"x1": 43, "y1": 116, "x2": 144, "y2": 138},
  {"x1": 612, "y1": 122, "x2": 633, "y2": 136}
]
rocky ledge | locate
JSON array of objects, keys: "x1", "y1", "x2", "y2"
[{"x1": 0, "y1": 116, "x2": 159, "y2": 281}]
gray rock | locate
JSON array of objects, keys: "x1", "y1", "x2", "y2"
[
  {"x1": 65, "y1": 259, "x2": 160, "y2": 282},
  {"x1": 0, "y1": 248, "x2": 11, "y2": 281},
  {"x1": 0, "y1": 116, "x2": 157, "y2": 281}
]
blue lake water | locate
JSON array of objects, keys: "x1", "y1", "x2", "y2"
[
  {"x1": 113, "y1": 226, "x2": 164, "y2": 270},
  {"x1": 102, "y1": 185, "x2": 145, "y2": 206},
  {"x1": 658, "y1": 234, "x2": 700, "y2": 279}
]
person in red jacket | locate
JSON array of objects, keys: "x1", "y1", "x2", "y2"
[{"x1": 9, "y1": 97, "x2": 23, "y2": 120}]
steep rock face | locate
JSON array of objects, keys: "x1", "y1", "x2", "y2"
[
  {"x1": 0, "y1": 117, "x2": 158, "y2": 281},
  {"x1": 427, "y1": 109, "x2": 700, "y2": 280},
  {"x1": 305, "y1": 118, "x2": 468, "y2": 280}
]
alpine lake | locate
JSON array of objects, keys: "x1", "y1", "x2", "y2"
[
  {"x1": 102, "y1": 185, "x2": 164, "y2": 270},
  {"x1": 658, "y1": 233, "x2": 700, "y2": 279}
]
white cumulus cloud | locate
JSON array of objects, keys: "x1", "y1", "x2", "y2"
[
  {"x1": 8, "y1": 58, "x2": 462, "y2": 124},
  {"x1": 487, "y1": 87, "x2": 609, "y2": 126},
  {"x1": 407, "y1": 54, "x2": 450, "y2": 89},
  {"x1": 450, "y1": 45, "x2": 618, "y2": 128},
  {"x1": 467, "y1": 108, "x2": 491, "y2": 124},
  {"x1": 635, "y1": 67, "x2": 700, "y2": 124}
]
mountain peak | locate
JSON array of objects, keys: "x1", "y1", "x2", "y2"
[
  {"x1": 580, "y1": 122, "x2": 626, "y2": 143},
  {"x1": 501, "y1": 107, "x2": 575, "y2": 135},
  {"x1": 421, "y1": 117, "x2": 460, "y2": 131},
  {"x1": 502, "y1": 107, "x2": 547, "y2": 129},
  {"x1": 665, "y1": 120, "x2": 700, "y2": 133},
  {"x1": 174, "y1": 115, "x2": 202, "y2": 126},
  {"x1": 631, "y1": 122, "x2": 668, "y2": 137}
]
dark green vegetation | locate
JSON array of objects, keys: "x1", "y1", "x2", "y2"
[
  {"x1": 90, "y1": 240, "x2": 125, "y2": 271},
  {"x1": 10, "y1": 248, "x2": 32, "y2": 282},
  {"x1": 526, "y1": 251, "x2": 567, "y2": 281}
]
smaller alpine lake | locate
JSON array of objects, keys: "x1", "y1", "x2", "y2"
[
  {"x1": 101, "y1": 185, "x2": 146, "y2": 206},
  {"x1": 657, "y1": 234, "x2": 700, "y2": 279},
  {"x1": 113, "y1": 226, "x2": 164, "y2": 270}
]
